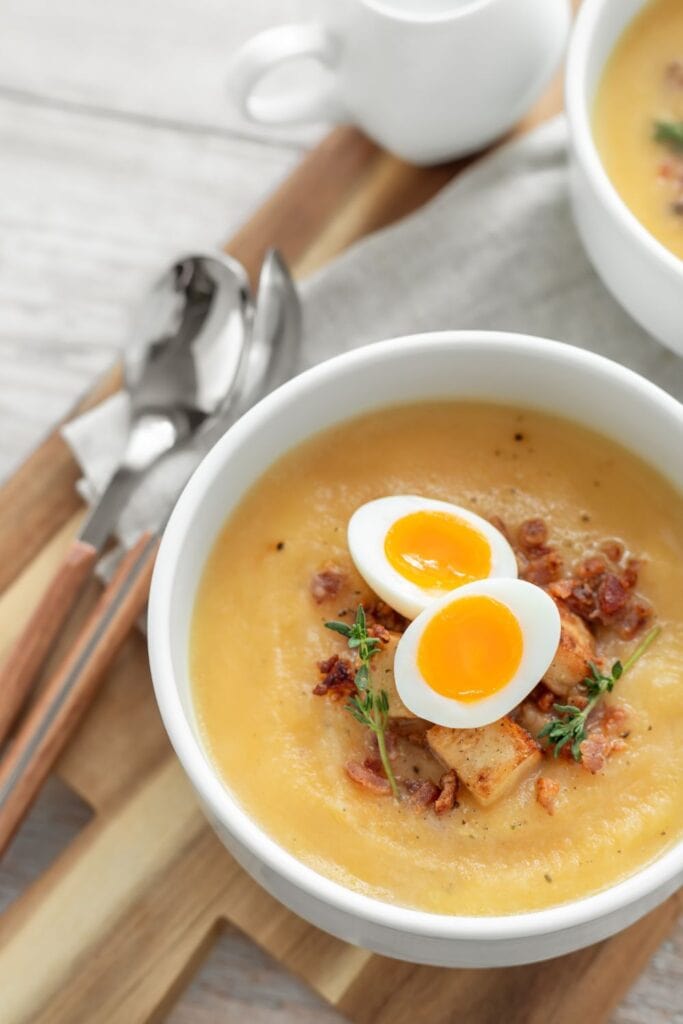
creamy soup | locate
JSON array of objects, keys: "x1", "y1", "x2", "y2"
[
  {"x1": 191, "y1": 403, "x2": 683, "y2": 915},
  {"x1": 594, "y1": 0, "x2": 683, "y2": 259}
]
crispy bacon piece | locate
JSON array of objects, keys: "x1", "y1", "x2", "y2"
[
  {"x1": 562, "y1": 581, "x2": 597, "y2": 620},
  {"x1": 602, "y1": 703, "x2": 630, "y2": 737},
  {"x1": 313, "y1": 654, "x2": 356, "y2": 700},
  {"x1": 620, "y1": 557, "x2": 640, "y2": 590},
  {"x1": 522, "y1": 550, "x2": 563, "y2": 586},
  {"x1": 345, "y1": 760, "x2": 392, "y2": 795},
  {"x1": 434, "y1": 770, "x2": 458, "y2": 815},
  {"x1": 535, "y1": 687, "x2": 555, "y2": 713},
  {"x1": 665, "y1": 59, "x2": 683, "y2": 89},
  {"x1": 548, "y1": 579, "x2": 573, "y2": 602},
  {"x1": 551, "y1": 547, "x2": 650, "y2": 639},
  {"x1": 518, "y1": 518, "x2": 548, "y2": 554},
  {"x1": 600, "y1": 539, "x2": 624, "y2": 563},
  {"x1": 579, "y1": 732, "x2": 612, "y2": 774},
  {"x1": 310, "y1": 561, "x2": 347, "y2": 603},
  {"x1": 535, "y1": 776, "x2": 560, "y2": 815},
  {"x1": 405, "y1": 778, "x2": 440, "y2": 808},
  {"x1": 618, "y1": 599, "x2": 652, "y2": 639},
  {"x1": 577, "y1": 556, "x2": 607, "y2": 581},
  {"x1": 597, "y1": 573, "x2": 628, "y2": 618},
  {"x1": 368, "y1": 600, "x2": 409, "y2": 634},
  {"x1": 368, "y1": 622, "x2": 391, "y2": 644}
]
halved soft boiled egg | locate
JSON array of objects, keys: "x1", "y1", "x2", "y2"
[
  {"x1": 394, "y1": 578, "x2": 561, "y2": 728},
  {"x1": 348, "y1": 495, "x2": 518, "y2": 620}
]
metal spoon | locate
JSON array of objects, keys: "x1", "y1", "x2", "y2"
[
  {"x1": 0, "y1": 250, "x2": 302, "y2": 856},
  {"x1": 238, "y1": 248, "x2": 301, "y2": 405},
  {"x1": 0, "y1": 252, "x2": 252, "y2": 747}
]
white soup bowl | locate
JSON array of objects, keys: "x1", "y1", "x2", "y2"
[
  {"x1": 566, "y1": 0, "x2": 683, "y2": 356},
  {"x1": 148, "y1": 331, "x2": 683, "y2": 968}
]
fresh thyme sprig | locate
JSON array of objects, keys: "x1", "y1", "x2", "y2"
[
  {"x1": 539, "y1": 626, "x2": 661, "y2": 762},
  {"x1": 654, "y1": 120, "x2": 683, "y2": 150},
  {"x1": 325, "y1": 605, "x2": 401, "y2": 799}
]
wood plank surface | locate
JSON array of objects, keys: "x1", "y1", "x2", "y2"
[{"x1": 0, "y1": 1, "x2": 681, "y2": 1023}]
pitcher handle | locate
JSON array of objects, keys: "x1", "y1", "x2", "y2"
[{"x1": 229, "y1": 24, "x2": 345, "y2": 126}]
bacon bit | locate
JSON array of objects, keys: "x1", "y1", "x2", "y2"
[
  {"x1": 600, "y1": 539, "x2": 624, "y2": 564},
  {"x1": 310, "y1": 561, "x2": 346, "y2": 603},
  {"x1": 522, "y1": 550, "x2": 563, "y2": 586},
  {"x1": 535, "y1": 688, "x2": 556, "y2": 713},
  {"x1": 518, "y1": 518, "x2": 548, "y2": 554},
  {"x1": 620, "y1": 557, "x2": 640, "y2": 590},
  {"x1": 597, "y1": 573, "x2": 628, "y2": 617},
  {"x1": 313, "y1": 654, "x2": 356, "y2": 700},
  {"x1": 562, "y1": 581, "x2": 597, "y2": 620},
  {"x1": 368, "y1": 600, "x2": 409, "y2": 634},
  {"x1": 577, "y1": 556, "x2": 607, "y2": 581},
  {"x1": 535, "y1": 777, "x2": 560, "y2": 815},
  {"x1": 665, "y1": 59, "x2": 683, "y2": 89},
  {"x1": 367, "y1": 622, "x2": 391, "y2": 644},
  {"x1": 602, "y1": 703, "x2": 630, "y2": 737},
  {"x1": 618, "y1": 599, "x2": 652, "y2": 640},
  {"x1": 345, "y1": 760, "x2": 392, "y2": 795},
  {"x1": 405, "y1": 778, "x2": 440, "y2": 808},
  {"x1": 579, "y1": 732, "x2": 612, "y2": 774},
  {"x1": 434, "y1": 770, "x2": 458, "y2": 815},
  {"x1": 548, "y1": 579, "x2": 573, "y2": 602},
  {"x1": 555, "y1": 547, "x2": 649, "y2": 638},
  {"x1": 567, "y1": 687, "x2": 589, "y2": 711}
]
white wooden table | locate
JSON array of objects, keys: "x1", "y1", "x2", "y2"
[{"x1": 0, "y1": 2, "x2": 680, "y2": 1020}]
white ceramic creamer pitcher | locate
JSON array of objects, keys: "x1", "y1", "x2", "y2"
[{"x1": 229, "y1": 0, "x2": 570, "y2": 165}]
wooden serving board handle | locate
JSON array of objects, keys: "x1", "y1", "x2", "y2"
[
  {"x1": 0, "y1": 538, "x2": 98, "y2": 748},
  {"x1": 0, "y1": 531, "x2": 158, "y2": 857}
]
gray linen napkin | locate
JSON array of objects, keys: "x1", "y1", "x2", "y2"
[{"x1": 63, "y1": 116, "x2": 683, "y2": 547}]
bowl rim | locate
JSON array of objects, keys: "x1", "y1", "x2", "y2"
[
  {"x1": 149, "y1": 330, "x2": 683, "y2": 942},
  {"x1": 565, "y1": 0, "x2": 683, "y2": 281}
]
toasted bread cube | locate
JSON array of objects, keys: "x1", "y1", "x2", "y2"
[
  {"x1": 370, "y1": 630, "x2": 420, "y2": 720},
  {"x1": 426, "y1": 718, "x2": 541, "y2": 806},
  {"x1": 543, "y1": 602, "x2": 595, "y2": 698}
]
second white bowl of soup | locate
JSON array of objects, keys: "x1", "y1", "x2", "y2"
[
  {"x1": 566, "y1": 0, "x2": 683, "y2": 355},
  {"x1": 149, "y1": 332, "x2": 683, "y2": 967}
]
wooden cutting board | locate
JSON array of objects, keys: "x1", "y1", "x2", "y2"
[{"x1": 0, "y1": 12, "x2": 681, "y2": 1020}]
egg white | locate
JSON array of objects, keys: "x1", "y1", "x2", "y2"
[
  {"x1": 347, "y1": 495, "x2": 518, "y2": 620},
  {"x1": 393, "y1": 578, "x2": 561, "y2": 728}
]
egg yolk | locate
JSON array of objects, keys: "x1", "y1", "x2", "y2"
[
  {"x1": 417, "y1": 595, "x2": 523, "y2": 702},
  {"x1": 384, "y1": 510, "x2": 492, "y2": 592}
]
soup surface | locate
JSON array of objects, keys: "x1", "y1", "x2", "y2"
[
  {"x1": 191, "y1": 403, "x2": 683, "y2": 915},
  {"x1": 593, "y1": 0, "x2": 683, "y2": 259}
]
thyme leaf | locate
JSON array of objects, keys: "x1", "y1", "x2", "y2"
[
  {"x1": 325, "y1": 605, "x2": 400, "y2": 799},
  {"x1": 538, "y1": 626, "x2": 660, "y2": 762},
  {"x1": 654, "y1": 120, "x2": 683, "y2": 150}
]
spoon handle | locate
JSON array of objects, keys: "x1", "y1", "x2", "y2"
[
  {"x1": 0, "y1": 531, "x2": 158, "y2": 856},
  {"x1": 0, "y1": 538, "x2": 98, "y2": 747}
]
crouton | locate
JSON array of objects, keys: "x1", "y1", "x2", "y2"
[
  {"x1": 543, "y1": 602, "x2": 595, "y2": 698},
  {"x1": 370, "y1": 630, "x2": 420, "y2": 720},
  {"x1": 426, "y1": 718, "x2": 541, "y2": 806}
]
